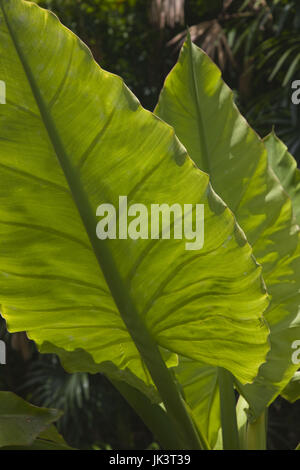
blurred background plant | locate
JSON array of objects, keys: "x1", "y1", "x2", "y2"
[{"x1": 0, "y1": 0, "x2": 299, "y2": 450}]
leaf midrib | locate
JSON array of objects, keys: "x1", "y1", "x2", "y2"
[{"x1": 187, "y1": 36, "x2": 211, "y2": 175}]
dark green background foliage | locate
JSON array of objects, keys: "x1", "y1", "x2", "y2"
[{"x1": 0, "y1": 0, "x2": 299, "y2": 449}]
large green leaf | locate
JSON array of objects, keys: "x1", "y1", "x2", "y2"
[
  {"x1": 264, "y1": 131, "x2": 300, "y2": 225},
  {"x1": 0, "y1": 391, "x2": 61, "y2": 448},
  {"x1": 0, "y1": 0, "x2": 269, "y2": 446},
  {"x1": 155, "y1": 36, "x2": 300, "y2": 424},
  {"x1": 263, "y1": 133, "x2": 300, "y2": 406},
  {"x1": 0, "y1": 0, "x2": 269, "y2": 382}
]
